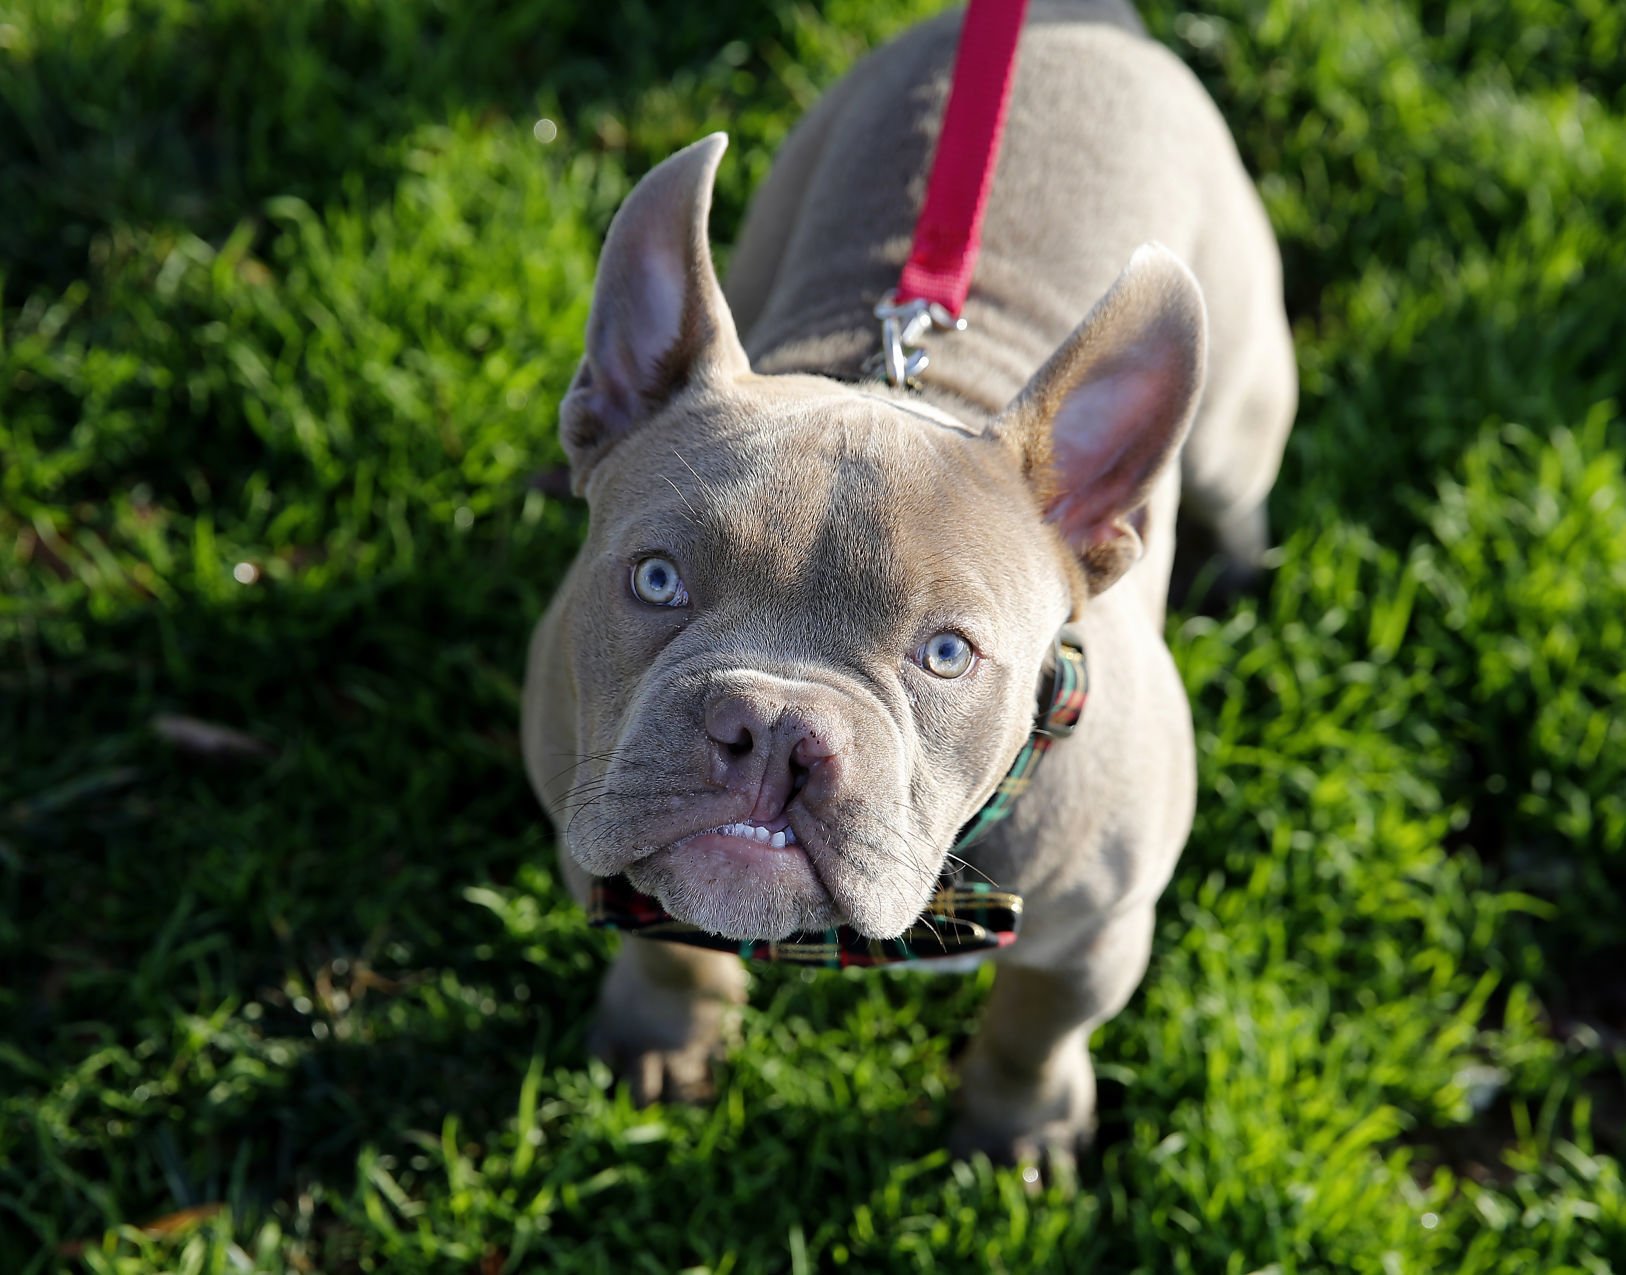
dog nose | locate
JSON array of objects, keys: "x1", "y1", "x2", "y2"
[{"x1": 703, "y1": 692, "x2": 845, "y2": 814}]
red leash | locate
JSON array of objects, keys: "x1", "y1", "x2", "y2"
[
  {"x1": 900, "y1": 0, "x2": 1031, "y2": 317},
  {"x1": 873, "y1": 0, "x2": 1030, "y2": 386}
]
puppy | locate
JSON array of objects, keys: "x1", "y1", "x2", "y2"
[{"x1": 522, "y1": 0, "x2": 1295, "y2": 1163}]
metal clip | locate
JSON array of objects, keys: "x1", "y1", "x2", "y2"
[{"x1": 864, "y1": 292, "x2": 967, "y2": 389}]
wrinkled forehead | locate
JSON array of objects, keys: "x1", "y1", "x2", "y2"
[{"x1": 592, "y1": 385, "x2": 1060, "y2": 638}]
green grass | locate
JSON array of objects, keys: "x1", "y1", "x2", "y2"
[{"x1": 2, "y1": 0, "x2": 1624, "y2": 1270}]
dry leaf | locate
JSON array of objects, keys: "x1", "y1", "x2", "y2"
[{"x1": 152, "y1": 714, "x2": 274, "y2": 761}]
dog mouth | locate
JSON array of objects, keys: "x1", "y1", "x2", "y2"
[
  {"x1": 569, "y1": 767, "x2": 940, "y2": 941},
  {"x1": 623, "y1": 810, "x2": 839, "y2": 941},
  {"x1": 689, "y1": 817, "x2": 800, "y2": 851}
]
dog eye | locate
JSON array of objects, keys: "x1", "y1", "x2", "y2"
[
  {"x1": 631, "y1": 555, "x2": 689, "y2": 607},
  {"x1": 920, "y1": 632, "x2": 975, "y2": 679}
]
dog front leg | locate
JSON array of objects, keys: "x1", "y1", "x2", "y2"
[
  {"x1": 951, "y1": 904, "x2": 1155, "y2": 1166},
  {"x1": 590, "y1": 936, "x2": 748, "y2": 1106}
]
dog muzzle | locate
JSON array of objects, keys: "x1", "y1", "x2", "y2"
[{"x1": 588, "y1": 629, "x2": 1088, "y2": 968}]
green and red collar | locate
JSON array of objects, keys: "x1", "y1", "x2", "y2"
[{"x1": 589, "y1": 629, "x2": 1087, "y2": 967}]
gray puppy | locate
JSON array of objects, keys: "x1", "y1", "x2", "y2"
[{"x1": 522, "y1": 0, "x2": 1295, "y2": 1163}]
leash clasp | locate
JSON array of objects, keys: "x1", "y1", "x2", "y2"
[{"x1": 865, "y1": 291, "x2": 966, "y2": 389}]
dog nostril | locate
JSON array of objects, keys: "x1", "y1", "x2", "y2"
[{"x1": 723, "y1": 728, "x2": 754, "y2": 759}]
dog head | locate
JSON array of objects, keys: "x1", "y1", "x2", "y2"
[{"x1": 539, "y1": 134, "x2": 1205, "y2": 941}]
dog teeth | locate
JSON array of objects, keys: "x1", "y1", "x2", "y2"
[{"x1": 715, "y1": 821, "x2": 798, "y2": 847}]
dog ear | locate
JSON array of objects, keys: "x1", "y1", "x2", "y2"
[
  {"x1": 989, "y1": 244, "x2": 1207, "y2": 594},
  {"x1": 559, "y1": 133, "x2": 750, "y2": 491}
]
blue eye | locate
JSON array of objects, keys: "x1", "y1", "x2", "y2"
[
  {"x1": 921, "y1": 632, "x2": 975, "y2": 678},
  {"x1": 631, "y1": 556, "x2": 688, "y2": 606}
]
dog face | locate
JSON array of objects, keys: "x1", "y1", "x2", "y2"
[
  {"x1": 538, "y1": 135, "x2": 1206, "y2": 942},
  {"x1": 559, "y1": 382, "x2": 1073, "y2": 940}
]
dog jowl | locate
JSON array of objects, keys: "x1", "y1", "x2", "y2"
[{"x1": 522, "y1": 2, "x2": 1296, "y2": 1163}]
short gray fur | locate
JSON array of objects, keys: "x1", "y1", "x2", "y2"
[{"x1": 522, "y1": 1, "x2": 1297, "y2": 1163}]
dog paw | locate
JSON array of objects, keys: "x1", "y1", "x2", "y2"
[
  {"x1": 949, "y1": 1033, "x2": 1098, "y2": 1186},
  {"x1": 947, "y1": 1111, "x2": 1095, "y2": 1192},
  {"x1": 1172, "y1": 502, "x2": 1272, "y2": 612},
  {"x1": 587, "y1": 936, "x2": 747, "y2": 1107},
  {"x1": 589, "y1": 1025, "x2": 720, "y2": 1107}
]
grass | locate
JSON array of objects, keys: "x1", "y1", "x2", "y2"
[{"x1": 2, "y1": 0, "x2": 1624, "y2": 1270}]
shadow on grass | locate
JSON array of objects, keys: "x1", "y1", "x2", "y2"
[
  {"x1": 0, "y1": 519, "x2": 972, "y2": 1264},
  {"x1": 0, "y1": 541, "x2": 554, "y2": 1233},
  {"x1": 0, "y1": 0, "x2": 795, "y2": 299}
]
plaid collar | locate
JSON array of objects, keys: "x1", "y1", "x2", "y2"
[
  {"x1": 589, "y1": 629, "x2": 1088, "y2": 968},
  {"x1": 946, "y1": 628, "x2": 1088, "y2": 855}
]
